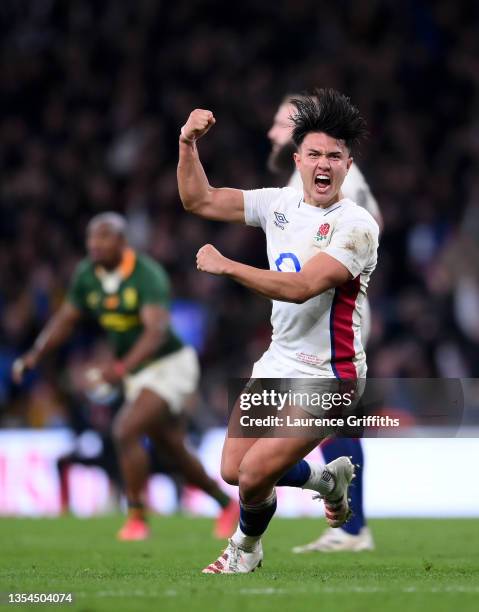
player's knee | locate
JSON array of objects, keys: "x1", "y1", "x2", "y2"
[
  {"x1": 220, "y1": 463, "x2": 239, "y2": 486},
  {"x1": 238, "y1": 466, "x2": 267, "y2": 497}
]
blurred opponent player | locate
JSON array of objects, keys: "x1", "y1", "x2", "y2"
[
  {"x1": 12, "y1": 212, "x2": 238, "y2": 541},
  {"x1": 178, "y1": 89, "x2": 379, "y2": 572},
  {"x1": 268, "y1": 94, "x2": 382, "y2": 553}
]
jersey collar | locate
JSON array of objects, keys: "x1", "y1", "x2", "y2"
[
  {"x1": 299, "y1": 197, "x2": 352, "y2": 215},
  {"x1": 94, "y1": 248, "x2": 137, "y2": 294}
]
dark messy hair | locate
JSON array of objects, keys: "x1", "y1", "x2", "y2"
[{"x1": 291, "y1": 88, "x2": 367, "y2": 152}]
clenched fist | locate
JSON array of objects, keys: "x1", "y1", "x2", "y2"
[
  {"x1": 11, "y1": 350, "x2": 39, "y2": 384},
  {"x1": 180, "y1": 109, "x2": 216, "y2": 144},
  {"x1": 196, "y1": 244, "x2": 230, "y2": 275}
]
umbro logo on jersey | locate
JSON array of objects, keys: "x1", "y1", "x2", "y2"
[{"x1": 274, "y1": 211, "x2": 289, "y2": 230}]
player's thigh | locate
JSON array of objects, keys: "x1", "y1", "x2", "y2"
[
  {"x1": 239, "y1": 436, "x2": 320, "y2": 486},
  {"x1": 113, "y1": 388, "x2": 171, "y2": 440}
]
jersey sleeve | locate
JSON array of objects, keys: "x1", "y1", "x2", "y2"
[
  {"x1": 138, "y1": 261, "x2": 170, "y2": 307},
  {"x1": 323, "y1": 217, "x2": 379, "y2": 278},
  {"x1": 242, "y1": 188, "x2": 282, "y2": 230}
]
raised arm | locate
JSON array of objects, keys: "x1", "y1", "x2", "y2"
[{"x1": 177, "y1": 109, "x2": 245, "y2": 223}]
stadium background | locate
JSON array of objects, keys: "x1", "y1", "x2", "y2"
[{"x1": 0, "y1": 0, "x2": 479, "y2": 518}]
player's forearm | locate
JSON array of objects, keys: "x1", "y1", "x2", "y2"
[
  {"x1": 31, "y1": 314, "x2": 76, "y2": 361},
  {"x1": 177, "y1": 140, "x2": 212, "y2": 213},
  {"x1": 120, "y1": 329, "x2": 165, "y2": 373},
  {"x1": 224, "y1": 260, "x2": 318, "y2": 304}
]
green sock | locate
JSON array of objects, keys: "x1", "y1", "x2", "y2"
[{"x1": 215, "y1": 491, "x2": 231, "y2": 509}]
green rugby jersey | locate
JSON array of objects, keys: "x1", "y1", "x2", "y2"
[{"x1": 67, "y1": 249, "x2": 183, "y2": 371}]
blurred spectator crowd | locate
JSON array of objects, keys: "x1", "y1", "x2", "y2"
[{"x1": 1, "y1": 0, "x2": 478, "y2": 429}]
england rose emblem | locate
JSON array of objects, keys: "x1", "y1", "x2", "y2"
[{"x1": 319, "y1": 223, "x2": 330, "y2": 236}]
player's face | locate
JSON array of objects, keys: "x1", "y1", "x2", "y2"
[
  {"x1": 87, "y1": 223, "x2": 125, "y2": 269},
  {"x1": 268, "y1": 103, "x2": 295, "y2": 153},
  {"x1": 294, "y1": 132, "x2": 352, "y2": 208}
]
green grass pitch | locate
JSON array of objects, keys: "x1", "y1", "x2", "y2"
[{"x1": 1, "y1": 516, "x2": 478, "y2": 611}]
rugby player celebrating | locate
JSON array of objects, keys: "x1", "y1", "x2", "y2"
[{"x1": 178, "y1": 89, "x2": 379, "y2": 573}]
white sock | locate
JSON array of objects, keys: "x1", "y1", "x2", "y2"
[
  {"x1": 303, "y1": 462, "x2": 335, "y2": 495},
  {"x1": 231, "y1": 526, "x2": 261, "y2": 552}
]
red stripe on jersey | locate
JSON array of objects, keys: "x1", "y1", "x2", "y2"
[{"x1": 330, "y1": 276, "x2": 361, "y2": 379}]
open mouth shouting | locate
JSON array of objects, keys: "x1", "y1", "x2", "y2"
[{"x1": 314, "y1": 173, "x2": 331, "y2": 192}]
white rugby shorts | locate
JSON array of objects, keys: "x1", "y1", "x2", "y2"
[{"x1": 124, "y1": 346, "x2": 200, "y2": 414}]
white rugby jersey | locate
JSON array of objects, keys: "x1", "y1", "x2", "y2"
[
  {"x1": 290, "y1": 164, "x2": 379, "y2": 347},
  {"x1": 288, "y1": 164, "x2": 380, "y2": 220},
  {"x1": 243, "y1": 187, "x2": 379, "y2": 378}
]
